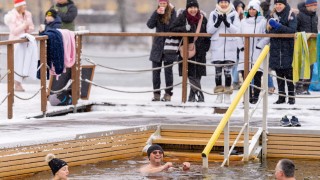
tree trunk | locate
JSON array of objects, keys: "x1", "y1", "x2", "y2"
[{"x1": 117, "y1": 0, "x2": 126, "y2": 32}]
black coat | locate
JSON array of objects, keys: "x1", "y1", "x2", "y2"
[
  {"x1": 268, "y1": 5, "x2": 297, "y2": 70},
  {"x1": 169, "y1": 10, "x2": 210, "y2": 78},
  {"x1": 147, "y1": 9, "x2": 177, "y2": 62},
  {"x1": 297, "y1": 2, "x2": 318, "y2": 33}
]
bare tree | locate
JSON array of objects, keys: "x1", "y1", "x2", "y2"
[{"x1": 117, "y1": 0, "x2": 126, "y2": 32}]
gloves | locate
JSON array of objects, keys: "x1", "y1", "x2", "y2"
[
  {"x1": 186, "y1": 24, "x2": 191, "y2": 31},
  {"x1": 214, "y1": 14, "x2": 223, "y2": 28},
  {"x1": 239, "y1": 47, "x2": 244, "y2": 52},
  {"x1": 222, "y1": 14, "x2": 230, "y2": 28},
  {"x1": 256, "y1": 46, "x2": 262, "y2": 50},
  {"x1": 269, "y1": 18, "x2": 281, "y2": 30}
]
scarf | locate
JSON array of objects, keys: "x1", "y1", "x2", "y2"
[
  {"x1": 186, "y1": 11, "x2": 201, "y2": 25},
  {"x1": 215, "y1": 4, "x2": 233, "y2": 15}
]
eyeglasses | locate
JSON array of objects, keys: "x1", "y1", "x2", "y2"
[{"x1": 152, "y1": 151, "x2": 163, "y2": 155}]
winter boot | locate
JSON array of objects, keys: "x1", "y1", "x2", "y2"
[
  {"x1": 214, "y1": 85, "x2": 224, "y2": 93},
  {"x1": 215, "y1": 94, "x2": 223, "y2": 103},
  {"x1": 274, "y1": 95, "x2": 286, "y2": 104},
  {"x1": 152, "y1": 93, "x2": 161, "y2": 101},
  {"x1": 188, "y1": 89, "x2": 196, "y2": 102},
  {"x1": 224, "y1": 94, "x2": 231, "y2": 104},
  {"x1": 161, "y1": 93, "x2": 171, "y2": 102},
  {"x1": 196, "y1": 91, "x2": 205, "y2": 102},
  {"x1": 288, "y1": 92, "x2": 295, "y2": 105},
  {"x1": 250, "y1": 97, "x2": 259, "y2": 104}
]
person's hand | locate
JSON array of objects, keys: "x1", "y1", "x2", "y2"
[
  {"x1": 222, "y1": 14, "x2": 230, "y2": 28},
  {"x1": 182, "y1": 162, "x2": 190, "y2": 171},
  {"x1": 162, "y1": 162, "x2": 173, "y2": 171},
  {"x1": 157, "y1": 7, "x2": 165, "y2": 14},
  {"x1": 214, "y1": 14, "x2": 223, "y2": 28},
  {"x1": 239, "y1": 47, "x2": 244, "y2": 51},
  {"x1": 268, "y1": 18, "x2": 281, "y2": 30}
]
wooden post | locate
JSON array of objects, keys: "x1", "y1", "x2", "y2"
[
  {"x1": 243, "y1": 37, "x2": 250, "y2": 161},
  {"x1": 7, "y1": 44, "x2": 14, "y2": 119},
  {"x1": 72, "y1": 35, "x2": 82, "y2": 108},
  {"x1": 40, "y1": 39, "x2": 47, "y2": 116},
  {"x1": 181, "y1": 36, "x2": 189, "y2": 103}
]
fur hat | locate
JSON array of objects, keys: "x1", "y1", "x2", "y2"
[
  {"x1": 147, "y1": 144, "x2": 164, "y2": 158},
  {"x1": 218, "y1": 0, "x2": 231, "y2": 3},
  {"x1": 14, "y1": 0, "x2": 26, "y2": 7},
  {"x1": 233, "y1": 0, "x2": 246, "y2": 10},
  {"x1": 45, "y1": 154, "x2": 68, "y2": 175},
  {"x1": 186, "y1": 0, "x2": 199, "y2": 9},
  {"x1": 45, "y1": 9, "x2": 58, "y2": 18},
  {"x1": 305, "y1": 0, "x2": 317, "y2": 6},
  {"x1": 274, "y1": 0, "x2": 287, "y2": 5},
  {"x1": 248, "y1": 0, "x2": 261, "y2": 12}
]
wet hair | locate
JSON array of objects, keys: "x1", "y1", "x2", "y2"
[{"x1": 279, "y1": 159, "x2": 295, "y2": 177}]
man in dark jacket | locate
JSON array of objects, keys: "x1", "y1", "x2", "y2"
[
  {"x1": 267, "y1": 0, "x2": 297, "y2": 105},
  {"x1": 295, "y1": 0, "x2": 318, "y2": 95},
  {"x1": 52, "y1": 0, "x2": 77, "y2": 31}
]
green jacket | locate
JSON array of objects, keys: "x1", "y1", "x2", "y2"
[{"x1": 52, "y1": 0, "x2": 77, "y2": 31}]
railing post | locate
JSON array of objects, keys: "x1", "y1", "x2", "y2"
[
  {"x1": 243, "y1": 37, "x2": 250, "y2": 161},
  {"x1": 40, "y1": 39, "x2": 47, "y2": 117},
  {"x1": 72, "y1": 34, "x2": 82, "y2": 112},
  {"x1": 181, "y1": 36, "x2": 189, "y2": 103},
  {"x1": 224, "y1": 121, "x2": 230, "y2": 166},
  {"x1": 7, "y1": 44, "x2": 14, "y2": 119},
  {"x1": 262, "y1": 53, "x2": 269, "y2": 161}
]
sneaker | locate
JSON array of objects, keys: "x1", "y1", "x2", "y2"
[
  {"x1": 290, "y1": 116, "x2": 301, "y2": 127},
  {"x1": 215, "y1": 94, "x2": 223, "y2": 103},
  {"x1": 280, "y1": 116, "x2": 291, "y2": 127},
  {"x1": 224, "y1": 94, "x2": 231, "y2": 104}
]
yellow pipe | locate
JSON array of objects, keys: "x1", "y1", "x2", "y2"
[{"x1": 202, "y1": 45, "x2": 270, "y2": 157}]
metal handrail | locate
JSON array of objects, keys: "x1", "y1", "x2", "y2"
[{"x1": 201, "y1": 45, "x2": 270, "y2": 168}]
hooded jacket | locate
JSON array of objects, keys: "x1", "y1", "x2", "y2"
[
  {"x1": 52, "y1": 0, "x2": 77, "y2": 30},
  {"x1": 297, "y1": 2, "x2": 318, "y2": 33}
]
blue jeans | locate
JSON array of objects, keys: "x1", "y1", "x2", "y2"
[
  {"x1": 268, "y1": 74, "x2": 274, "y2": 88},
  {"x1": 232, "y1": 58, "x2": 239, "y2": 83}
]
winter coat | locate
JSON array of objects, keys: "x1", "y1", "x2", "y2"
[
  {"x1": 52, "y1": 0, "x2": 77, "y2": 30},
  {"x1": 45, "y1": 16, "x2": 62, "y2": 31},
  {"x1": 238, "y1": 16, "x2": 270, "y2": 72},
  {"x1": 207, "y1": 8, "x2": 241, "y2": 62},
  {"x1": 268, "y1": 5, "x2": 297, "y2": 70},
  {"x1": 170, "y1": 10, "x2": 210, "y2": 77},
  {"x1": 147, "y1": 7, "x2": 177, "y2": 62},
  {"x1": 4, "y1": 8, "x2": 34, "y2": 40},
  {"x1": 297, "y1": 2, "x2": 318, "y2": 33}
]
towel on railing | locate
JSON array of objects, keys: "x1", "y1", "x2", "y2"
[{"x1": 292, "y1": 32, "x2": 316, "y2": 83}]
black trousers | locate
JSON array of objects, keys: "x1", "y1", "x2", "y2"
[
  {"x1": 213, "y1": 61, "x2": 234, "y2": 87},
  {"x1": 189, "y1": 76, "x2": 201, "y2": 92},
  {"x1": 275, "y1": 68, "x2": 295, "y2": 97},
  {"x1": 240, "y1": 70, "x2": 263, "y2": 99},
  {"x1": 152, "y1": 60, "x2": 173, "y2": 96}
]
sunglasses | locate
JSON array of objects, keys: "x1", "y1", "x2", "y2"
[{"x1": 152, "y1": 151, "x2": 163, "y2": 155}]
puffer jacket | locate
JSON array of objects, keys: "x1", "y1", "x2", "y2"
[
  {"x1": 207, "y1": 7, "x2": 241, "y2": 62},
  {"x1": 170, "y1": 10, "x2": 210, "y2": 77},
  {"x1": 297, "y1": 2, "x2": 318, "y2": 33},
  {"x1": 268, "y1": 4, "x2": 297, "y2": 70},
  {"x1": 4, "y1": 8, "x2": 34, "y2": 40},
  {"x1": 147, "y1": 5, "x2": 177, "y2": 62},
  {"x1": 52, "y1": 0, "x2": 77, "y2": 30},
  {"x1": 238, "y1": 16, "x2": 270, "y2": 72}
]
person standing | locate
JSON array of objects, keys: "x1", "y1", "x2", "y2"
[
  {"x1": 4, "y1": 0, "x2": 34, "y2": 92},
  {"x1": 52, "y1": 0, "x2": 77, "y2": 31},
  {"x1": 147, "y1": 0, "x2": 177, "y2": 102},
  {"x1": 295, "y1": 0, "x2": 318, "y2": 95},
  {"x1": 170, "y1": 0, "x2": 210, "y2": 102},
  {"x1": 207, "y1": 0, "x2": 241, "y2": 103},
  {"x1": 45, "y1": 153, "x2": 69, "y2": 180},
  {"x1": 267, "y1": 0, "x2": 297, "y2": 105},
  {"x1": 238, "y1": 0, "x2": 269, "y2": 104}
]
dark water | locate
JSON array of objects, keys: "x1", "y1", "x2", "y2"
[{"x1": 25, "y1": 157, "x2": 320, "y2": 180}]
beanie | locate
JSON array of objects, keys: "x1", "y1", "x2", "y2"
[
  {"x1": 45, "y1": 154, "x2": 68, "y2": 175},
  {"x1": 305, "y1": 0, "x2": 318, "y2": 6},
  {"x1": 233, "y1": 0, "x2": 246, "y2": 10},
  {"x1": 147, "y1": 144, "x2": 164, "y2": 158},
  {"x1": 274, "y1": 0, "x2": 287, "y2": 5},
  {"x1": 248, "y1": 0, "x2": 261, "y2": 12},
  {"x1": 45, "y1": 9, "x2": 58, "y2": 19},
  {"x1": 218, "y1": 0, "x2": 231, "y2": 3},
  {"x1": 186, "y1": 0, "x2": 199, "y2": 9},
  {"x1": 158, "y1": 0, "x2": 169, "y2": 2},
  {"x1": 260, "y1": 1, "x2": 271, "y2": 12},
  {"x1": 14, "y1": 0, "x2": 26, "y2": 7}
]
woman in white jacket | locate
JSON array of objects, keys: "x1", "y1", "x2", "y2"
[
  {"x1": 4, "y1": 0, "x2": 34, "y2": 92},
  {"x1": 238, "y1": 0, "x2": 269, "y2": 104},
  {"x1": 207, "y1": 0, "x2": 241, "y2": 103}
]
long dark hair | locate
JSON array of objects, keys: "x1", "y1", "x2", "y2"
[{"x1": 159, "y1": 5, "x2": 173, "y2": 24}]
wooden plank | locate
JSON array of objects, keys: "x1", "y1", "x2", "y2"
[
  {"x1": 153, "y1": 137, "x2": 244, "y2": 146},
  {"x1": 268, "y1": 140, "x2": 320, "y2": 147},
  {"x1": 267, "y1": 149, "x2": 320, "y2": 156},
  {"x1": 267, "y1": 154, "x2": 320, "y2": 160},
  {"x1": 268, "y1": 136, "x2": 320, "y2": 142},
  {"x1": 161, "y1": 129, "x2": 255, "y2": 136},
  {"x1": 160, "y1": 131, "x2": 253, "y2": 139},
  {"x1": 164, "y1": 151, "x2": 243, "y2": 162},
  {"x1": 268, "y1": 145, "x2": 320, "y2": 151}
]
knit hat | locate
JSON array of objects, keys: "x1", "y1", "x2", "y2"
[
  {"x1": 274, "y1": 0, "x2": 287, "y2": 5},
  {"x1": 233, "y1": 0, "x2": 246, "y2": 10},
  {"x1": 14, "y1": 0, "x2": 26, "y2": 7},
  {"x1": 45, "y1": 9, "x2": 58, "y2": 18},
  {"x1": 260, "y1": 1, "x2": 271, "y2": 12},
  {"x1": 305, "y1": 0, "x2": 317, "y2": 6},
  {"x1": 248, "y1": 0, "x2": 261, "y2": 12},
  {"x1": 218, "y1": 0, "x2": 231, "y2": 3},
  {"x1": 147, "y1": 144, "x2": 164, "y2": 158},
  {"x1": 186, "y1": 0, "x2": 199, "y2": 9},
  {"x1": 45, "y1": 154, "x2": 68, "y2": 175},
  {"x1": 158, "y1": 0, "x2": 169, "y2": 2}
]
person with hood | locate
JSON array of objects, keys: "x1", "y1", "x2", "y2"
[
  {"x1": 295, "y1": 0, "x2": 318, "y2": 95},
  {"x1": 45, "y1": 153, "x2": 69, "y2": 180},
  {"x1": 39, "y1": 9, "x2": 62, "y2": 32},
  {"x1": 207, "y1": 0, "x2": 241, "y2": 104},
  {"x1": 238, "y1": 0, "x2": 270, "y2": 104},
  {"x1": 169, "y1": 0, "x2": 210, "y2": 102},
  {"x1": 147, "y1": 0, "x2": 177, "y2": 102},
  {"x1": 267, "y1": 0, "x2": 297, "y2": 105},
  {"x1": 4, "y1": 0, "x2": 35, "y2": 92},
  {"x1": 52, "y1": 0, "x2": 77, "y2": 31},
  {"x1": 232, "y1": 0, "x2": 246, "y2": 90}
]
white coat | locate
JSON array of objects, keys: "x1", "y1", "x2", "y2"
[
  {"x1": 14, "y1": 34, "x2": 39, "y2": 82},
  {"x1": 238, "y1": 16, "x2": 270, "y2": 72},
  {"x1": 207, "y1": 8, "x2": 241, "y2": 62}
]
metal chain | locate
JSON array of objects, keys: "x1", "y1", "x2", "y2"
[
  {"x1": 50, "y1": 79, "x2": 74, "y2": 94},
  {"x1": 14, "y1": 87, "x2": 43, "y2": 100},
  {"x1": 0, "y1": 70, "x2": 10, "y2": 82},
  {"x1": 82, "y1": 53, "x2": 149, "y2": 59}
]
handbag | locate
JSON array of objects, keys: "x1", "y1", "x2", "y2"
[
  {"x1": 179, "y1": 15, "x2": 203, "y2": 59},
  {"x1": 163, "y1": 37, "x2": 181, "y2": 54}
]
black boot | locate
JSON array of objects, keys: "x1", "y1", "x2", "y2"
[
  {"x1": 274, "y1": 96, "x2": 286, "y2": 104},
  {"x1": 188, "y1": 89, "x2": 196, "y2": 102},
  {"x1": 196, "y1": 91, "x2": 205, "y2": 102},
  {"x1": 288, "y1": 92, "x2": 295, "y2": 105}
]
